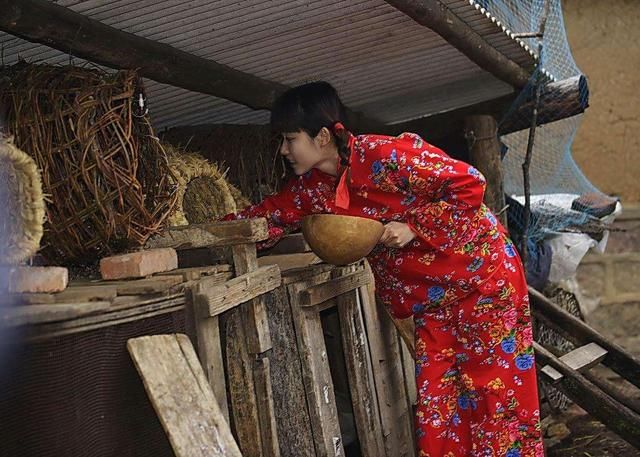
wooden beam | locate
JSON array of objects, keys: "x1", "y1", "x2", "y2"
[
  {"x1": 0, "y1": 0, "x2": 283, "y2": 110},
  {"x1": 383, "y1": 0, "x2": 531, "y2": 88},
  {"x1": 287, "y1": 280, "x2": 344, "y2": 457},
  {"x1": 193, "y1": 264, "x2": 281, "y2": 318},
  {"x1": 227, "y1": 242, "x2": 280, "y2": 456},
  {"x1": 145, "y1": 219, "x2": 269, "y2": 250},
  {"x1": 298, "y1": 269, "x2": 372, "y2": 308},
  {"x1": 17, "y1": 295, "x2": 185, "y2": 342},
  {"x1": 0, "y1": 301, "x2": 111, "y2": 327},
  {"x1": 383, "y1": 75, "x2": 588, "y2": 141},
  {"x1": 0, "y1": 0, "x2": 380, "y2": 128},
  {"x1": 498, "y1": 75, "x2": 589, "y2": 134}
]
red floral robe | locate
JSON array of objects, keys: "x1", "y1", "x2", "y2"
[{"x1": 225, "y1": 133, "x2": 544, "y2": 456}]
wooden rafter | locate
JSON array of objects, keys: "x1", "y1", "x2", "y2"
[{"x1": 384, "y1": 0, "x2": 532, "y2": 88}]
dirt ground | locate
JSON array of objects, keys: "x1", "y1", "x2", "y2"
[{"x1": 544, "y1": 302, "x2": 640, "y2": 456}]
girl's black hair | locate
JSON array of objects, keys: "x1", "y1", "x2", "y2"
[{"x1": 271, "y1": 81, "x2": 352, "y2": 165}]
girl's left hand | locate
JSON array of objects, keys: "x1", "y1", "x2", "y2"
[{"x1": 379, "y1": 222, "x2": 416, "y2": 248}]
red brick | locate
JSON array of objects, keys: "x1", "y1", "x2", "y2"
[
  {"x1": 100, "y1": 248, "x2": 178, "y2": 280},
  {"x1": 8, "y1": 266, "x2": 69, "y2": 293}
]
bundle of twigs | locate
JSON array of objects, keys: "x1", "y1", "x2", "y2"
[
  {"x1": 0, "y1": 135, "x2": 45, "y2": 264},
  {"x1": 0, "y1": 63, "x2": 177, "y2": 264}
]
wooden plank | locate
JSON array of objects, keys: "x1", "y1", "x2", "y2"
[
  {"x1": 186, "y1": 285, "x2": 229, "y2": 423},
  {"x1": 258, "y1": 253, "x2": 321, "y2": 272},
  {"x1": 541, "y1": 342, "x2": 608, "y2": 383},
  {"x1": 299, "y1": 269, "x2": 371, "y2": 308},
  {"x1": 111, "y1": 275, "x2": 185, "y2": 295},
  {"x1": 156, "y1": 265, "x2": 231, "y2": 281},
  {"x1": 265, "y1": 284, "x2": 316, "y2": 457},
  {"x1": 287, "y1": 281, "x2": 344, "y2": 457},
  {"x1": 358, "y1": 265, "x2": 415, "y2": 457},
  {"x1": 0, "y1": 301, "x2": 111, "y2": 327},
  {"x1": 20, "y1": 296, "x2": 185, "y2": 342},
  {"x1": 534, "y1": 342, "x2": 640, "y2": 449},
  {"x1": 337, "y1": 289, "x2": 386, "y2": 457},
  {"x1": 232, "y1": 243, "x2": 273, "y2": 355},
  {"x1": 261, "y1": 233, "x2": 311, "y2": 256},
  {"x1": 529, "y1": 287, "x2": 640, "y2": 388},
  {"x1": 127, "y1": 334, "x2": 242, "y2": 457},
  {"x1": 222, "y1": 307, "x2": 262, "y2": 457},
  {"x1": 230, "y1": 243, "x2": 279, "y2": 456},
  {"x1": 281, "y1": 263, "x2": 335, "y2": 285},
  {"x1": 146, "y1": 219, "x2": 269, "y2": 250},
  {"x1": 254, "y1": 357, "x2": 281, "y2": 457},
  {"x1": 193, "y1": 265, "x2": 281, "y2": 318},
  {"x1": 400, "y1": 335, "x2": 418, "y2": 408},
  {"x1": 14, "y1": 284, "x2": 117, "y2": 305}
]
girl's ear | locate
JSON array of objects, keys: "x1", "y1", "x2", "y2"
[{"x1": 315, "y1": 127, "x2": 332, "y2": 147}]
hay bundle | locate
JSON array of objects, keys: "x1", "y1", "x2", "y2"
[
  {"x1": 0, "y1": 136, "x2": 45, "y2": 264},
  {"x1": 161, "y1": 124, "x2": 287, "y2": 203},
  {"x1": 0, "y1": 63, "x2": 177, "y2": 264},
  {"x1": 165, "y1": 145, "x2": 250, "y2": 226}
]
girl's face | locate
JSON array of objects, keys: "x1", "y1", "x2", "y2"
[{"x1": 279, "y1": 130, "x2": 330, "y2": 175}]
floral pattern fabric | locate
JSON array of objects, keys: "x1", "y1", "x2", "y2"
[{"x1": 224, "y1": 132, "x2": 543, "y2": 456}]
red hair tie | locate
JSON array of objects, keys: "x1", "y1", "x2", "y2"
[{"x1": 331, "y1": 122, "x2": 354, "y2": 209}]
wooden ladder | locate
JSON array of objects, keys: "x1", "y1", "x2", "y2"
[
  {"x1": 386, "y1": 286, "x2": 640, "y2": 450},
  {"x1": 528, "y1": 287, "x2": 640, "y2": 449}
]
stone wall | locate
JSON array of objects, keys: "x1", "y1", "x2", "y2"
[{"x1": 576, "y1": 205, "x2": 640, "y2": 308}]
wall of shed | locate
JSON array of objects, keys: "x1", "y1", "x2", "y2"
[{"x1": 563, "y1": 0, "x2": 640, "y2": 203}]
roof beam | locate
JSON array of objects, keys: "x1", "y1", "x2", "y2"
[
  {"x1": 384, "y1": 0, "x2": 532, "y2": 88},
  {"x1": 382, "y1": 75, "x2": 588, "y2": 139},
  {"x1": 0, "y1": 0, "x2": 376, "y2": 129}
]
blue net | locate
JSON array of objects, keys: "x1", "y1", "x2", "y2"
[{"x1": 472, "y1": 0, "x2": 611, "y2": 244}]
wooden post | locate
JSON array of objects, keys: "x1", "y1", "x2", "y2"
[
  {"x1": 288, "y1": 279, "x2": 344, "y2": 457},
  {"x1": 464, "y1": 114, "x2": 508, "y2": 227},
  {"x1": 337, "y1": 289, "x2": 386, "y2": 456},
  {"x1": 264, "y1": 284, "x2": 317, "y2": 457},
  {"x1": 358, "y1": 264, "x2": 415, "y2": 457},
  {"x1": 227, "y1": 242, "x2": 280, "y2": 457}
]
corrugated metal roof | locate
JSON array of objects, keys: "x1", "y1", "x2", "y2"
[{"x1": 0, "y1": 0, "x2": 538, "y2": 130}]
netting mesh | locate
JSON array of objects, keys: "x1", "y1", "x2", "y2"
[
  {"x1": 0, "y1": 311, "x2": 187, "y2": 457},
  {"x1": 475, "y1": 0, "x2": 611, "y2": 412},
  {"x1": 473, "y1": 0, "x2": 608, "y2": 243}
]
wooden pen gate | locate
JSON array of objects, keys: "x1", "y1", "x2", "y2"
[
  {"x1": 0, "y1": 218, "x2": 417, "y2": 457},
  {"x1": 167, "y1": 220, "x2": 417, "y2": 457}
]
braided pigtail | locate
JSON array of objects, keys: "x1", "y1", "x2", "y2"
[{"x1": 331, "y1": 121, "x2": 354, "y2": 166}]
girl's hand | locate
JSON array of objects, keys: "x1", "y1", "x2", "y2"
[{"x1": 379, "y1": 222, "x2": 416, "y2": 248}]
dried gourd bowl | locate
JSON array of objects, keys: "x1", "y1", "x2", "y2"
[{"x1": 301, "y1": 214, "x2": 384, "y2": 266}]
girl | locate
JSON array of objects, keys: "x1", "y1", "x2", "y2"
[{"x1": 224, "y1": 82, "x2": 544, "y2": 456}]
